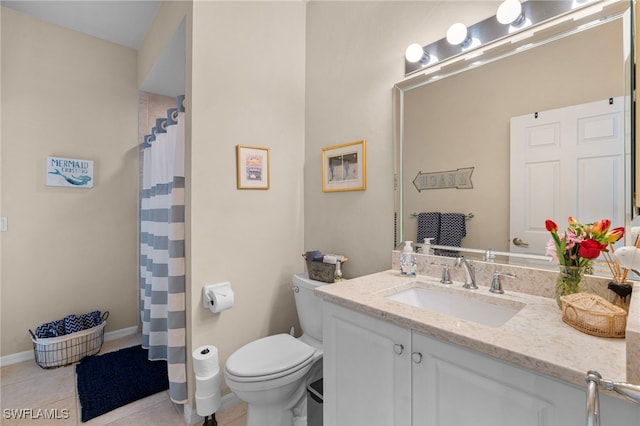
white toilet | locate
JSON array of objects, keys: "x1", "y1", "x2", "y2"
[{"x1": 224, "y1": 273, "x2": 326, "y2": 426}]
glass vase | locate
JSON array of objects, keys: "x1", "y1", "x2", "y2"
[{"x1": 555, "y1": 265, "x2": 586, "y2": 308}]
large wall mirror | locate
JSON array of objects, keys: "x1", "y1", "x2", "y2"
[{"x1": 393, "y1": 0, "x2": 635, "y2": 270}]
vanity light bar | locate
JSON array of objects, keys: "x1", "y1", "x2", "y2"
[
  {"x1": 417, "y1": 2, "x2": 626, "y2": 87},
  {"x1": 405, "y1": 0, "x2": 601, "y2": 76}
]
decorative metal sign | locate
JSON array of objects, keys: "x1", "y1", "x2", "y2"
[
  {"x1": 412, "y1": 167, "x2": 474, "y2": 192},
  {"x1": 47, "y1": 156, "x2": 94, "y2": 188}
]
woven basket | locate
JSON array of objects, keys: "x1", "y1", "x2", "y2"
[
  {"x1": 302, "y1": 254, "x2": 348, "y2": 283},
  {"x1": 30, "y1": 321, "x2": 106, "y2": 368},
  {"x1": 560, "y1": 293, "x2": 627, "y2": 338},
  {"x1": 29, "y1": 311, "x2": 109, "y2": 369}
]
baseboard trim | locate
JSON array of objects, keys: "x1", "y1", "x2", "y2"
[
  {"x1": 104, "y1": 325, "x2": 139, "y2": 342},
  {"x1": 0, "y1": 349, "x2": 33, "y2": 368},
  {"x1": 0, "y1": 325, "x2": 140, "y2": 367},
  {"x1": 183, "y1": 392, "x2": 241, "y2": 426}
]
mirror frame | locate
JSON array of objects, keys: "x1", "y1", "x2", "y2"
[{"x1": 393, "y1": 0, "x2": 635, "y2": 262}]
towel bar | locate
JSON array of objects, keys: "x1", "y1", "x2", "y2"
[{"x1": 410, "y1": 212, "x2": 474, "y2": 220}]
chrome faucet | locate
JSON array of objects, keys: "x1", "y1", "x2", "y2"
[{"x1": 455, "y1": 256, "x2": 477, "y2": 289}]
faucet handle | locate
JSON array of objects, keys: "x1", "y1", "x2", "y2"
[
  {"x1": 440, "y1": 264, "x2": 452, "y2": 284},
  {"x1": 431, "y1": 263, "x2": 452, "y2": 284},
  {"x1": 490, "y1": 271, "x2": 516, "y2": 294}
]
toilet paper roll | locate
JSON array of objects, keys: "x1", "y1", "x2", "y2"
[
  {"x1": 195, "y1": 370, "x2": 221, "y2": 397},
  {"x1": 207, "y1": 285, "x2": 234, "y2": 313},
  {"x1": 192, "y1": 345, "x2": 219, "y2": 378},
  {"x1": 196, "y1": 390, "x2": 221, "y2": 416}
]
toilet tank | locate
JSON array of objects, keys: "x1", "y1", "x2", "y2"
[{"x1": 293, "y1": 273, "x2": 327, "y2": 342}]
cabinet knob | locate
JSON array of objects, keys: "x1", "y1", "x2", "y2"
[
  {"x1": 393, "y1": 343, "x2": 404, "y2": 355},
  {"x1": 412, "y1": 352, "x2": 423, "y2": 363}
]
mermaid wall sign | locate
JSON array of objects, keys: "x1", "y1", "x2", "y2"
[{"x1": 46, "y1": 156, "x2": 94, "y2": 188}]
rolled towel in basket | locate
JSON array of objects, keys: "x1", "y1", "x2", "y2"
[
  {"x1": 80, "y1": 310, "x2": 102, "y2": 329},
  {"x1": 34, "y1": 310, "x2": 103, "y2": 339},
  {"x1": 34, "y1": 320, "x2": 65, "y2": 338},
  {"x1": 64, "y1": 314, "x2": 83, "y2": 335}
]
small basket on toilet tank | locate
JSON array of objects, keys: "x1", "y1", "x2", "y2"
[{"x1": 302, "y1": 252, "x2": 348, "y2": 283}]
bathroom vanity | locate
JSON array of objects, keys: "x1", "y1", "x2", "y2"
[{"x1": 317, "y1": 267, "x2": 640, "y2": 425}]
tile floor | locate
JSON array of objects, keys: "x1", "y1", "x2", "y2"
[{"x1": 0, "y1": 333, "x2": 247, "y2": 426}]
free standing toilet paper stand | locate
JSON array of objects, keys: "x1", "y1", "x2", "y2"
[{"x1": 193, "y1": 345, "x2": 222, "y2": 426}]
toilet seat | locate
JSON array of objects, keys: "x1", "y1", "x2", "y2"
[{"x1": 225, "y1": 333, "x2": 315, "y2": 383}]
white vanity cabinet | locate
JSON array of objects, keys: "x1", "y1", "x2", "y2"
[
  {"x1": 323, "y1": 300, "x2": 640, "y2": 426},
  {"x1": 411, "y1": 330, "x2": 583, "y2": 425},
  {"x1": 322, "y1": 300, "x2": 412, "y2": 426}
]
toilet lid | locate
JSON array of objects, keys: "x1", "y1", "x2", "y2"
[{"x1": 226, "y1": 333, "x2": 315, "y2": 378}]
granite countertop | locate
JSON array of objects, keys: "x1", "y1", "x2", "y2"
[{"x1": 316, "y1": 269, "x2": 639, "y2": 395}]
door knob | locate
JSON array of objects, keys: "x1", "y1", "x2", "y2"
[
  {"x1": 512, "y1": 237, "x2": 529, "y2": 247},
  {"x1": 393, "y1": 344, "x2": 404, "y2": 355}
]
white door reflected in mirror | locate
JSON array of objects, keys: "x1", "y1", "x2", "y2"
[{"x1": 510, "y1": 97, "x2": 625, "y2": 267}]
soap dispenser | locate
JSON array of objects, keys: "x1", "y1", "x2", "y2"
[
  {"x1": 400, "y1": 241, "x2": 417, "y2": 277},
  {"x1": 423, "y1": 237, "x2": 434, "y2": 254}
]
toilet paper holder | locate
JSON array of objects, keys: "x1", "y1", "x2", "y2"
[{"x1": 202, "y1": 282, "x2": 234, "y2": 312}]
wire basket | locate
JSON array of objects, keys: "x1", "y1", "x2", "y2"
[
  {"x1": 560, "y1": 293, "x2": 627, "y2": 338},
  {"x1": 29, "y1": 312, "x2": 108, "y2": 368},
  {"x1": 302, "y1": 254, "x2": 348, "y2": 283}
]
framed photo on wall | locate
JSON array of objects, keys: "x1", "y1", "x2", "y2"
[
  {"x1": 236, "y1": 145, "x2": 270, "y2": 189},
  {"x1": 321, "y1": 139, "x2": 366, "y2": 192}
]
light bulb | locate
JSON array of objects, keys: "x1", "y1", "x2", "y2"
[
  {"x1": 446, "y1": 23, "x2": 469, "y2": 46},
  {"x1": 405, "y1": 43, "x2": 426, "y2": 63},
  {"x1": 497, "y1": 0, "x2": 524, "y2": 25}
]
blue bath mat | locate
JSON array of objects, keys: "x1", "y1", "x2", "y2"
[{"x1": 76, "y1": 345, "x2": 169, "y2": 422}]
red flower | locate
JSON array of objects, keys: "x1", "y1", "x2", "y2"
[
  {"x1": 578, "y1": 239, "x2": 607, "y2": 259},
  {"x1": 545, "y1": 220, "x2": 558, "y2": 232}
]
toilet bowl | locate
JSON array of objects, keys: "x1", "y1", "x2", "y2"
[
  {"x1": 224, "y1": 273, "x2": 327, "y2": 426},
  {"x1": 225, "y1": 333, "x2": 322, "y2": 425}
]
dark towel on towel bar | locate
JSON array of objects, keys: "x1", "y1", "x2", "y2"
[
  {"x1": 438, "y1": 213, "x2": 467, "y2": 256},
  {"x1": 417, "y1": 212, "x2": 441, "y2": 244}
]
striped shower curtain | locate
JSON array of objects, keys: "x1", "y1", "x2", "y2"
[{"x1": 139, "y1": 95, "x2": 187, "y2": 403}]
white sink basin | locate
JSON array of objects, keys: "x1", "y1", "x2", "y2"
[{"x1": 387, "y1": 285, "x2": 524, "y2": 327}]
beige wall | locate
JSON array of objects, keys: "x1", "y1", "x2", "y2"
[
  {"x1": 137, "y1": 1, "x2": 189, "y2": 91},
  {"x1": 0, "y1": 8, "x2": 139, "y2": 356},
  {"x1": 187, "y1": 1, "x2": 306, "y2": 399},
  {"x1": 304, "y1": 1, "x2": 502, "y2": 278}
]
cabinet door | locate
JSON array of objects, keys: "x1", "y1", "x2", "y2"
[
  {"x1": 323, "y1": 301, "x2": 412, "y2": 426},
  {"x1": 412, "y1": 331, "x2": 580, "y2": 426},
  {"x1": 411, "y1": 331, "x2": 640, "y2": 426}
]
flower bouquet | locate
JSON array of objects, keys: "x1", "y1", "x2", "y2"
[{"x1": 545, "y1": 217, "x2": 624, "y2": 307}]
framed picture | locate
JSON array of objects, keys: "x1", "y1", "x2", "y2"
[
  {"x1": 322, "y1": 139, "x2": 366, "y2": 192},
  {"x1": 236, "y1": 145, "x2": 270, "y2": 189}
]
